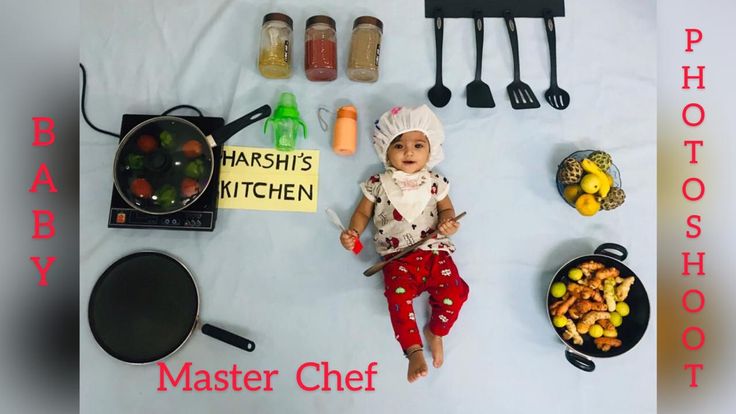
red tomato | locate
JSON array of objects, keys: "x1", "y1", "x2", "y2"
[
  {"x1": 182, "y1": 139, "x2": 203, "y2": 158},
  {"x1": 130, "y1": 178, "x2": 153, "y2": 199},
  {"x1": 137, "y1": 134, "x2": 158, "y2": 153},
  {"x1": 180, "y1": 178, "x2": 201, "y2": 198}
]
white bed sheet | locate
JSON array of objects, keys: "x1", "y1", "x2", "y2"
[{"x1": 80, "y1": 0, "x2": 657, "y2": 412}]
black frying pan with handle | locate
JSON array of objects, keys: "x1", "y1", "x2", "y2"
[
  {"x1": 546, "y1": 243, "x2": 650, "y2": 372},
  {"x1": 88, "y1": 251, "x2": 255, "y2": 364}
]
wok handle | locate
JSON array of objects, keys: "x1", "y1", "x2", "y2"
[
  {"x1": 201, "y1": 323, "x2": 256, "y2": 352},
  {"x1": 565, "y1": 348, "x2": 595, "y2": 372},
  {"x1": 594, "y1": 243, "x2": 628, "y2": 262},
  {"x1": 209, "y1": 104, "x2": 272, "y2": 147}
]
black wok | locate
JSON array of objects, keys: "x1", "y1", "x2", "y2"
[
  {"x1": 546, "y1": 243, "x2": 650, "y2": 372},
  {"x1": 113, "y1": 105, "x2": 271, "y2": 215}
]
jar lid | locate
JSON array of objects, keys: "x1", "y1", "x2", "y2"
[
  {"x1": 353, "y1": 16, "x2": 383, "y2": 31},
  {"x1": 263, "y1": 12, "x2": 293, "y2": 29},
  {"x1": 306, "y1": 15, "x2": 336, "y2": 30}
]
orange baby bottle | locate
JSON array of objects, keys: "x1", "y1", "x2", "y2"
[{"x1": 332, "y1": 105, "x2": 357, "y2": 155}]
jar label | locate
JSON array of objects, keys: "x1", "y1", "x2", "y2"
[
  {"x1": 284, "y1": 40, "x2": 290, "y2": 63},
  {"x1": 375, "y1": 43, "x2": 381, "y2": 66}
]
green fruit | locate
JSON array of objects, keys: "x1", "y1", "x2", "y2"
[
  {"x1": 395, "y1": 287, "x2": 406, "y2": 294},
  {"x1": 588, "y1": 151, "x2": 613, "y2": 171},
  {"x1": 443, "y1": 298, "x2": 453, "y2": 306},
  {"x1": 616, "y1": 302, "x2": 630, "y2": 316},
  {"x1": 589, "y1": 324, "x2": 604, "y2": 338},
  {"x1": 568, "y1": 268, "x2": 583, "y2": 281},
  {"x1": 552, "y1": 315, "x2": 568, "y2": 328},
  {"x1": 610, "y1": 312, "x2": 623, "y2": 327},
  {"x1": 550, "y1": 282, "x2": 567, "y2": 298}
]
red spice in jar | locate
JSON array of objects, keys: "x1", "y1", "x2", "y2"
[{"x1": 304, "y1": 15, "x2": 337, "y2": 81}]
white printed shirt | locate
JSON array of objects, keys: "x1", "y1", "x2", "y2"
[{"x1": 360, "y1": 171, "x2": 455, "y2": 256}]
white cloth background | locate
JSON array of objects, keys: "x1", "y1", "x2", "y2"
[{"x1": 80, "y1": 0, "x2": 656, "y2": 412}]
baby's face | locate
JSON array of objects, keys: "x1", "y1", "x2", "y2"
[{"x1": 387, "y1": 131, "x2": 430, "y2": 174}]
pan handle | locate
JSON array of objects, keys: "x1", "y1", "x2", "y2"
[
  {"x1": 594, "y1": 243, "x2": 628, "y2": 262},
  {"x1": 565, "y1": 348, "x2": 595, "y2": 372},
  {"x1": 209, "y1": 104, "x2": 272, "y2": 147},
  {"x1": 201, "y1": 323, "x2": 256, "y2": 352}
]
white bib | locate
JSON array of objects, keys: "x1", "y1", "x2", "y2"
[{"x1": 378, "y1": 168, "x2": 432, "y2": 224}]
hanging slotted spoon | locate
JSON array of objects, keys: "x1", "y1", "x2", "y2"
[
  {"x1": 466, "y1": 11, "x2": 495, "y2": 108},
  {"x1": 543, "y1": 10, "x2": 570, "y2": 110},
  {"x1": 503, "y1": 10, "x2": 540, "y2": 109}
]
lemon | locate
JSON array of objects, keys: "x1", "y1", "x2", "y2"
[
  {"x1": 568, "y1": 268, "x2": 583, "y2": 281},
  {"x1": 580, "y1": 174, "x2": 601, "y2": 194},
  {"x1": 552, "y1": 315, "x2": 568, "y2": 328},
  {"x1": 616, "y1": 302, "x2": 630, "y2": 316},
  {"x1": 563, "y1": 185, "x2": 583, "y2": 204},
  {"x1": 575, "y1": 194, "x2": 601, "y2": 216},
  {"x1": 550, "y1": 282, "x2": 567, "y2": 298},
  {"x1": 589, "y1": 324, "x2": 604, "y2": 338},
  {"x1": 610, "y1": 311, "x2": 623, "y2": 327}
]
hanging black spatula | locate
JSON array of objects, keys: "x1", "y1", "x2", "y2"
[
  {"x1": 503, "y1": 10, "x2": 540, "y2": 109},
  {"x1": 543, "y1": 10, "x2": 570, "y2": 110},
  {"x1": 466, "y1": 10, "x2": 495, "y2": 108}
]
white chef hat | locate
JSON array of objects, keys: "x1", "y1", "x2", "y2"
[{"x1": 372, "y1": 105, "x2": 445, "y2": 169}]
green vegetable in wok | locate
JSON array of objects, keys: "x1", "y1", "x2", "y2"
[
  {"x1": 127, "y1": 153, "x2": 144, "y2": 170},
  {"x1": 184, "y1": 159, "x2": 205, "y2": 179},
  {"x1": 159, "y1": 130, "x2": 175, "y2": 150},
  {"x1": 154, "y1": 184, "x2": 177, "y2": 206}
]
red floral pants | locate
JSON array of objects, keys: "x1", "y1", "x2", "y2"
[{"x1": 382, "y1": 249, "x2": 469, "y2": 352}]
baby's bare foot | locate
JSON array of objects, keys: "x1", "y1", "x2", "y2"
[
  {"x1": 406, "y1": 347, "x2": 428, "y2": 383},
  {"x1": 424, "y1": 327, "x2": 444, "y2": 368}
]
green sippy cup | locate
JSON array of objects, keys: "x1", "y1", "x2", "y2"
[{"x1": 264, "y1": 92, "x2": 307, "y2": 151}]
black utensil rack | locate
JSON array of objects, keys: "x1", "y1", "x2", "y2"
[
  {"x1": 425, "y1": 0, "x2": 566, "y2": 109},
  {"x1": 424, "y1": 0, "x2": 564, "y2": 18}
]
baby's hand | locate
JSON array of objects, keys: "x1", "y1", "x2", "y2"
[
  {"x1": 340, "y1": 229, "x2": 360, "y2": 251},
  {"x1": 438, "y1": 218, "x2": 460, "y2": 236}
]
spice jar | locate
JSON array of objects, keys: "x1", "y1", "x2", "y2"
[
  {"x1": 305, "y1": 15, "x2": 337, "y2": 81},
  {"x1": 347, "y1": 17, "x2": 383, "y2": 83},
  {"x1": 258, "y1": 13, "x2": 293, "y2": 79}
]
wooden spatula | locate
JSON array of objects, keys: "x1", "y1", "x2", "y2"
[{"x1": 363, "y1": 212, "x2": 466, "y2": 277}]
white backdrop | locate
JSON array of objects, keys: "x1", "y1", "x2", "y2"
[{"x1": 80, "y1": 0, "x2": 656, "y2": 412}]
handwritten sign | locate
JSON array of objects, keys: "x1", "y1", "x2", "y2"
[{"x1": 218, "y1": 146, "x2": 319, "y2": 213}]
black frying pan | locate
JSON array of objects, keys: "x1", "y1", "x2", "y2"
[
  {"x1": 88, "y1": 252, "x2": 255, "y2": 364},
  {"x1": 113, "y1": 104, "x2": 271, "y2": 215},
  {"x1": 546, "y1": 243, "x2": 650, "y2": 372}
]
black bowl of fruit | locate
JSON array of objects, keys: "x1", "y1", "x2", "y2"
[{"x1": 556, "y1": 150, "x2": 624, "y2": 217}]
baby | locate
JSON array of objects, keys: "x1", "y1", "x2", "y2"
[{"x1": 340, "y1": 105, "x2": 469, "y2": 383}]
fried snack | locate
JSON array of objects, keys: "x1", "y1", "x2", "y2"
[
  {"x1": 563, "y1": 319, "x2": 584, "y2": 345},
  {"x1": 579, "y1": 261, "x2": 605, "y2": 277},
  {"x1": 598, "y1": 319, "x2": 618, "y2": 338},
  {"x1": 603, "y1": 278, "x2": 617, "y2": 312},
  {"x1": 594, "y1": 337, "x2": 622, "y2": 351},
  {"x1": 615, "y1": 276, "x2": 636, "y2": 301},
  {"x1": 576, "y1": 311, "x2": 611, "y2": 334},
  {"x1": 567, "y1": 283, "x2": 603, "y2": 302},
  {"x1": 568, "y1": 300, "x2": 608, "y2": 319},
  {"x1": 595, "y1": 267, "x2": 620, "y2": 280}
]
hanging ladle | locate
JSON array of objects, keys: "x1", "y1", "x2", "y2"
[{"x1": 427, "y1": 8, "x2": 451, "y2": 108}]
